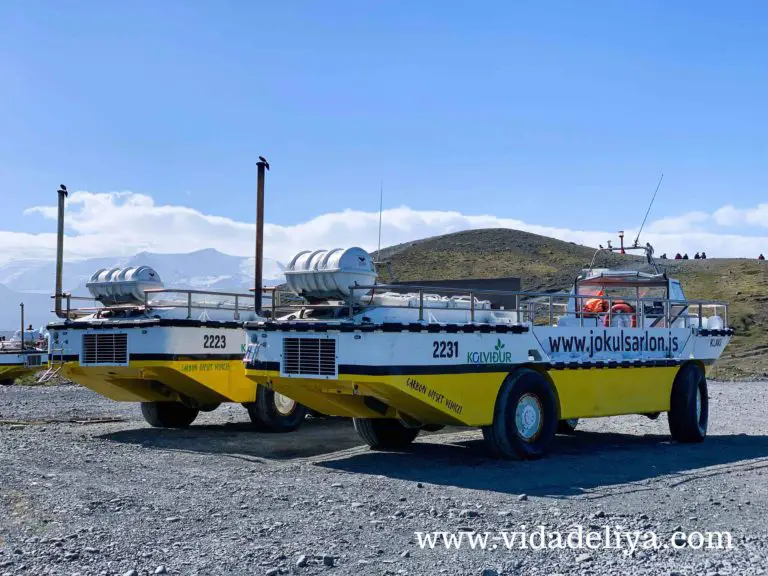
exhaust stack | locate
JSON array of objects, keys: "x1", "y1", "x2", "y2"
[
  {"x1": 20, "y1": 303, "x2": 24, "y2": 351},
  {"x1": 255, "y1": 157, "x2": 270, "y2": 314},
  {"x1": 54, "y1": 184, "x2": 68, "y2": 318}
]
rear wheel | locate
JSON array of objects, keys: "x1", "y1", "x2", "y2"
[
  {"x1": 668, "y1": 363, "x2": 708, "y2": 443},
  {"x1": 354, "y1": 418, "x2": 420, "y2": 450},
  {"x1": 245, "y1": 386, "x2": 307, "y2": 433},
  {"x1": 482, "y1": 368, "x2": 558, "y2": 459},
  {"x1": 557, "y1": 418, "x2": 579, "y2": 434},
  {"x1": 0, "y1": 379, "x2": 14, "y2": 386},
  {"x1": 140, "y1": 402, "x2": 199, "y2": 428}
]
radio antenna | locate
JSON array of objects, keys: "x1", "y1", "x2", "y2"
[
  {"x1": 633, "y1": 173, "x2": 664, "y2": 247},
  {"x1": 377, "y1": 180, "x2": 384, "y2": 258}
]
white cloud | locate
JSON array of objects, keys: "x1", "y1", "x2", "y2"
[
  {"x1": 1, "y1": 190, "x2": 768, "y2": 266},
  {"x1": 645, "y1": 211, "x2": 711, "y2": 234},
  {"x1": 712, "y1": 204, "x2": 768, "y2": 228}
]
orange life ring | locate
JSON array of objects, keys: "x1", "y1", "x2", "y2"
[{"x1": 603, "y1": 302, "x2": 637, "y2": 327}]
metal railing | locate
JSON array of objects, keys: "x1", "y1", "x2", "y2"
[
  {"x1": 346, "y1": 283, "x2": 729, "y2": 329},
  {"x1": 52, "y1": 287, "x2": 288, "y2": 322}
]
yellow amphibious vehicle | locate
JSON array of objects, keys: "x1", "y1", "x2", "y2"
[
  {"x1": 46, "y1": 279, "x2": 306, "y2": 430},
  {"x1": 244, "y1": 244, "x2": 732, "y2": 459},
  {"x1": 44, "y1": 172, "x2": 305, "y2": 431},
  {"x1": 0, "y1": 305, "x2": 48, "y2": 385}
]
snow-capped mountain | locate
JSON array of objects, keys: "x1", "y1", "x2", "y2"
[{"x1": 0, "y1": 249, "x2": 286, "y2": 329}]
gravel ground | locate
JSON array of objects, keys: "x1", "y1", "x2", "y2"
[{"x1": 2, "y1": 382, "x2": 768, "y2": 576}]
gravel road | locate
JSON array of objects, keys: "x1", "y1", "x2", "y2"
[{"x1": 2, "y1": 382, "x2": 768, "y2": 575}]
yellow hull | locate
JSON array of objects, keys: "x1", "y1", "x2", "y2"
[
  {"x1": 63, "y1": 359, "x2": 257, "y2": 404},
  {"x1": 246, "y1": 365, "x2": 681, "y2": 426},
  {"x1": 0, "y1": 364, "x2": 44, "y2": 382}
]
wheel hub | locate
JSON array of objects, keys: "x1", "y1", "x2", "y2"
[
  {"x1": 515, "y1": 393, "x2": 543, "y2": 442},
  {"x1": 273, "y1": 392, "x2": 297, "y2": 416}
]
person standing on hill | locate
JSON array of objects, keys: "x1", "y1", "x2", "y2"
[
  {"x1": 694, "y1": 252, "x2": 700, "y2": 259},
  {"x1": 683, "y1": 253, "x2": 689, "y2": 260},
  {"x1": 675, "y1": 253, "x2": 682, "y2": 260},
  {"x1": 701, "y1": 252, "x2": 707, "y2": 259},
  {"x1": 760, "y1": 254, "x2": 766, "y2": 261}
]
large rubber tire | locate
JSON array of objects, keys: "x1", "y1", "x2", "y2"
[
  {"x1": 557, "y1": 418, "x2": 579, "y2": 434},
  {"x1": 245, "y1": 386, "x2": 307, "y2": 433},
  {"x1": 668, "y1": 363, "x2": 708, "y2": 443},
  {"x1": 0, "y1": 379, "x2": 14, "y2": 386},
  {"x1": 482, "y1": 368, "x2": 558, "y2": 460},
  {"x1": 354, "y1": 418, "x2": 420, "y2": 450},
  {"x1": 140, "y1": 402, "x2": 199, "y2": 428}
]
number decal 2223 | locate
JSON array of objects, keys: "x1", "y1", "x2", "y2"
[{"x1": 203, "y1": 334, "x2": 227, "y2": 349}]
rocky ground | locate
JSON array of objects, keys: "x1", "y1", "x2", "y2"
[{"x1": 1, "y1": 382, "x2": 768, "y2": 576}]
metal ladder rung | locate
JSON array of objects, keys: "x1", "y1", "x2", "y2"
[{"x1": 36, "y1": 347, "x2": 65, "y2": 384}]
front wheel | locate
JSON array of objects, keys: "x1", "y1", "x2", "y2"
[
  {"x1": 354, "y1": 418, "x2": 420, "y2": 450},
  {"x1": 482, "y1": 368, "x2": 558, "y2": 460},
  {"x1": 668, "y1": 363, "x2": 708, "y2": 443},
  {"x1": 140, "y1": 402, "x2": 199, "y2": 428},
  {"x1": 244, "y1": 386, "x2": 307, "y2": 433}
]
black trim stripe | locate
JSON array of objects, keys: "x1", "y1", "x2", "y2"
[
  {"x1": 47, "y1": 319, "x2": 243, "y2": 331},
  {"x1": 248, "y1": 321, "x2": 530, "y2": 334},
  {"x1": 65, "y1": 353, "x2": 244, "y2": 363},
  {"x1": 132, "y1": 353, "x2": 245, "y2": 362},
  {"x1": 697, "y1": 328, "x2": 734, "y2": 337},
  {"x1": 246, "y1": 358, "x2": 717, "y2": 375}
]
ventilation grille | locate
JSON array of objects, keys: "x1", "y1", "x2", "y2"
[
  {"x1": 25, "y1": 354, "x2": 42, "y2": 368},
  {"x1": 282, "y1": 337, "x2": 336, "y2": 377},
  {"x1": 82, "y1": 333, "x2": 128, "y2": 365}
]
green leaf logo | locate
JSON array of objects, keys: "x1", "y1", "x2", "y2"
[{"x1": 495, "y1": 338, "x2": 505, "y2": 351}]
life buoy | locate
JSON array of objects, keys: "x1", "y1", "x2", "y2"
[{"x1": 603, "y1": 303, "x2": 637, "y2": 327}]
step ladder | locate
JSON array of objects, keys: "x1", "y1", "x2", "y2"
[{"x1": 37, "y1": 346, "x2": 65, "y2": 384}]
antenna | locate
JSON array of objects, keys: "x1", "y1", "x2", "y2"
[
  {"x1": 377, "y1": 180, "x2": 383, "y2": 257},
  {"x1": 633, "y1": 173, "x2": 664, "y2": 247}
]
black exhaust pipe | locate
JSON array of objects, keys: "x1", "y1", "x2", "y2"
[{"x1": 255, "y1": 158, "x2": 269, "y2": 314}]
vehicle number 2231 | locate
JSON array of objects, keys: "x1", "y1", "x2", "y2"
[{"x1": 432, "y1": 340, "x2": 459, "y2": 358}]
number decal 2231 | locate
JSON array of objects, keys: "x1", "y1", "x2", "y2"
[
  {"x1": 203, "y1": 334, "x2": 227, "y2": 349},
  {"x1": 433, "y1": 341, "x2": 459, "y2": 358}
]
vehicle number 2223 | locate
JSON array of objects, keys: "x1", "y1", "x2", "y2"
[
  {"x1": 203, "y1": 334, "x2": 227, "y2": 349},
  {"x1": 432, "y1": 340, "x2": 459, "y2": 358}
]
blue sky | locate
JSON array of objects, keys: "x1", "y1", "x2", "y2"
[{"x1": 1, "y1": 1, "x2": 767, "y2": 259}]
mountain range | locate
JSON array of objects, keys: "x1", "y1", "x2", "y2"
[{"x1": 0, "y1": 249, "x2": 285, "y2": 329}]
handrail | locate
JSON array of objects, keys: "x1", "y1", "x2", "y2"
[
  {"x1": 345, "y1": 283, "x2": 729, "y2": 329},
  {"x1": 51, "y1": 287, "x2": 293, "y2": 322},
  {"x1": 348, "y1": 283, "x2": 728, "y2": 306},
  {"x1": 144, "y1": 288, "x2": 257, "y2": 299}
]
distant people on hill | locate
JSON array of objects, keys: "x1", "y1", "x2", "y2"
[
  {"x1": 675, "y1": 253, "x2": 682, "y2": 260},
  {"x1": 701, "y1": 251, "x2": 707, "y2": 259},
  {"x1": 659, "y1": 253, "x2": 667, "y2": 259},
  {"x1": 683, "y1": 253, "x2": 689, "y2": 260},
  {"x1": 694, "y1": 252, "x2": 700, "y2": 259},
  {"x1": 760, "y1": 254, "x2": 766, "y2": 261}
]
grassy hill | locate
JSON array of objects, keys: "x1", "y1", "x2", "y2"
[{"x1": 376, "y1": 228, "x2": 768, "y2": 380}]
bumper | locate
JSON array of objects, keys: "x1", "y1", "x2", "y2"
[{"x1": 63, "y1": 359, "x2": 258, "y2": 404}]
